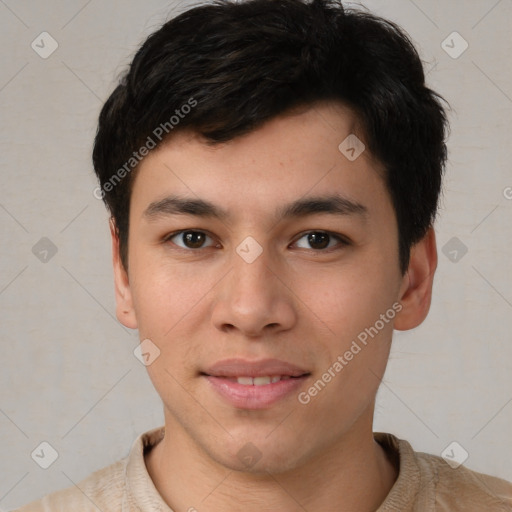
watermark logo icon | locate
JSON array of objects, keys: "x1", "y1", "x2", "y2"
[
  {"x1": 237, "y1": 442, "x2": 262, "y2": 468},
  {"x1": 134, "y1": 338, "x2": 161, "y2": 366},
  {"x1": 32, "y1": 237, "x2": 58, "y2": 263},
  {"x1": 442, "y1": 236, "x2": 468, "y2": 263},
  {"x1": 338, "y1": 134, "x2": 365, "y2": 161},
  {"x1": 441, "y1": 31, "x2": 468, "y2": 59},
  {"x1": 441, "y1": 441, "x2": 469, "y2": 469},
  {"x1": 31, "y1": 441, "x2": 59, "y2": 469},
  {"x1": 236, "y1": 236, "x2": 263, "y2": 264},
  {"x1": 31, "y1": 32, "x2": 59, "y2": 59}
]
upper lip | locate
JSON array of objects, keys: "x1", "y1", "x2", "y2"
[{"x1": 202, "y1": 358, "x2": 310, "y2": 378}]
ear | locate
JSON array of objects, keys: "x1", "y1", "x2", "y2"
[
  {"x1": 394, "y1": 227, "x2": 437, "y2": 331},
  {"x1": 110, "y1": 219, "x2": 138, "y2": 329}
]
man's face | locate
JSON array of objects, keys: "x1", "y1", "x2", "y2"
[{"x1": 116, "y1": 102, "x2": 410, "y2": 473}]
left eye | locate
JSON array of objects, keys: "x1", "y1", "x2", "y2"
[
  {"x1": 293, "y1": 231, "x2": 345, "y2": 250},
  {"x1": 168, "y1": 230, "x2": 216, "y2": 249}
]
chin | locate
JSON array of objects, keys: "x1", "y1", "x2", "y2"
[{"x1": 207, "y1": 436, "x2": 306, "y2": 475}]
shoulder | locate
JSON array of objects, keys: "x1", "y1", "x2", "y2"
[
  {"x1": 11, "y1": 426, "x2": 166, "y2": 512},
  {"x1": 11, "y1": 458, "x2": 127, "y2": 512},
  {"x1": 415, "y1": 450, "x2": 512, "y2": 511},
  {"x1": 375, "y1": 432, "x2": 512, "y2": 511}
]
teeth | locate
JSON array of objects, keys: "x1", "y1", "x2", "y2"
[
  {"x1": 253, "y1": 376, "x2": 271, "y2": 386},
  {"x1": 237, "y1": 377, "x2": 254, "y2": 385},
  {"x1": 235, "y1": 375, "x2": 292, "y2": 385}
]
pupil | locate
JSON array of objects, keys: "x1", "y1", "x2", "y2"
[
  {"x1": 184, "y1": 232, "x2": 205, "y2": 248},
  {"x1": 308, "y1": 232, "x2": 329, "y2": 249}
]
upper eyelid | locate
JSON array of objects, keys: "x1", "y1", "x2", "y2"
[
  {"x1": 292, "y1": 230, "x2": 347, "y2": 242},
  {"x1": 166, "y1": 229, "x2": 217, "y2": 246},
  {"x1": 165, "y1": 229, "x2": 214, "y2": 239},
  {"x1": 291, "y1": 231, "x2": 349, "y2": 249}
]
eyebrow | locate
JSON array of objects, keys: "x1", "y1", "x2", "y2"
[
  {"x1": 143, "y1": 194, "x2": 368, "y2": 222},
  {"x1": 143, "y1": 196, "x2": 229, "y2": 221},
  {"x1": 277, "y1": 195, "x2": 368, "y2": 220}
]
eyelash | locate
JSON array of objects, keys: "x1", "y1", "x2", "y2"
[{"x1": 163, "y1": 229, "x2": 350, "y2": 252}]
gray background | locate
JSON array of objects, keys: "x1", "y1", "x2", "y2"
[{"x1": 1, "y1": 0, "x2": 511, "y2": 509}]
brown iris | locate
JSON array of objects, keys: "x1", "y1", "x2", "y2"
[
  {"x1": 182, "y1": 231, "x2": 206, "y2": 248},
  {"x1": 307, "y1": 232, "x2": 330, "y2": 249}
]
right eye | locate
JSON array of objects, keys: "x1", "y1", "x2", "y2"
[{"x1": 165, "y1": 230, "x2": 218, "y2": 250}]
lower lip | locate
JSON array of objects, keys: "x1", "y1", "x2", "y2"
[{"x1": 203, "y1": 375, "x2": 309, "y2": 409}]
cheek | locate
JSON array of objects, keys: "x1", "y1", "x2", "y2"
[
  {"x1": 294, "y1": 254, "x2": 399, "y2": 340},
  {"x1": 129, "y1": 262, "x2": 209, "y2": 388},
  {"x1": 128, "y1": 252, "x2": 217, "y2": 339}
]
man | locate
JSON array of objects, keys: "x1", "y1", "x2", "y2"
[{"x1": 15, "y1": 0, "x2": 512, "y2": 510}]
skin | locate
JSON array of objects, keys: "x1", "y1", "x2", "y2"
[{"x1": 111, "y1": 101, "x2": 437, "y2": 511}]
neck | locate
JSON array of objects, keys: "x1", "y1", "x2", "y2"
[{"x1": 145, "y1": 408, "x2": 398, "y2": 511}]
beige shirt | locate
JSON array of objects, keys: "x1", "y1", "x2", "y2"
[{"x1": 14, "y1": 426, "x2": 512, "y2": 511}]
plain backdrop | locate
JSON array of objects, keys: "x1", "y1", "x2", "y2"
[{"x1": 1, "y1": 0, "x2": 511, "y2": 509}]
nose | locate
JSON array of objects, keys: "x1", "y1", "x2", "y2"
[{"x1": 211, "y1": 247, "x2": 297, "y2": 338}]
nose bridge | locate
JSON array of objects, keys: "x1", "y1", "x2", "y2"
[
  {"x1": 230, "y1": 241, "x2": 277, "y2": 304},
  {"x1": 211, "y1": 240, "x2": 296, "y2": 335}
]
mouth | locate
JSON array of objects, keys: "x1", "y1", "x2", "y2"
[
  {"x1": 200, "y1": 370, "x2": 311, "y2": 409},
  {"x1": 200, "y1": 358, "x2": 311, "y2": 409},
  {"x1": 200, "y1": 373, "x2": 309, "y2": 385}
]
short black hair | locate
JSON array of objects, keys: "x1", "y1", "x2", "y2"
[{"x1": 92, "y1": 0, "x2": 449, "y2": 274}]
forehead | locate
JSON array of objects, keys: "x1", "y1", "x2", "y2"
[{"x1": 130, "y1": 102, "x2": 389, "y2": 221}]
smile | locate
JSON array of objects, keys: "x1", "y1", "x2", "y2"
[{"x1": 226, "y1": 375, "x2": 296, "y2": 385}]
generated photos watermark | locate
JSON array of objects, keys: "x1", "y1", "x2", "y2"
[
  {"x1": 298, "y1": 302, "x2": 403, "y2": 404},
  {"x1": 93, "y1": 97, "x2": 197, "y2": 200}
]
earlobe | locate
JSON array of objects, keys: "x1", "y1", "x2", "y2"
[
  {"x1": 394, "y1": 227, "x2": 438, "y2": 331},
  {"x1": 110, "y1": 219, "x2": 138, "y2": 330}
]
